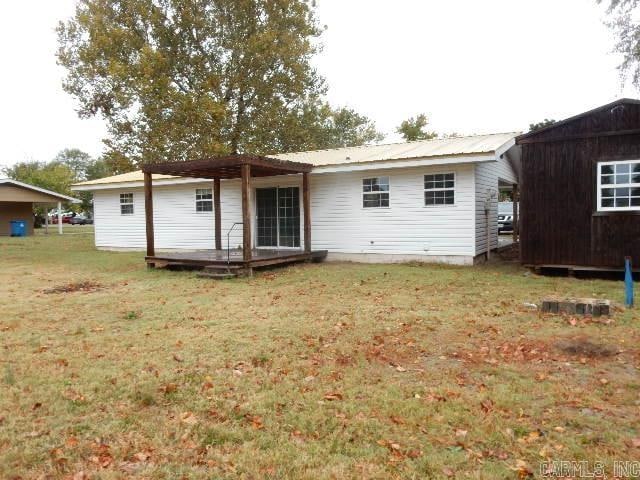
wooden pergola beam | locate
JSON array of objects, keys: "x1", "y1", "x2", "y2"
[
  {"x1": 144, "y1": 172, "x2": 155, "y2": 261},
  {"x1": 512, "y1": 183, "x2": 519, "y2": 244},
  {"x1": 213, "y1": 178, "x2": 222, "y2": 250},
  {"x1": 142, "y1": 154, "x2": 312, "y2": 178},
  {"x1": 241, "y1": 164, "x2": 252, "y2": 267},
  {"x1": 303, "y1": 172, "x2": 311, "y2": 253}
]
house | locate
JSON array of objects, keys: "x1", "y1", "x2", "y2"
[
  {"x1": 71, "y1": 133, "x2": 520, "y2": 269},
  {"x1": 516, "y1": 98, "x2": 640, "y2": 271},
  {"x1": 0, "y1": 178, "x2": 78, "y2": 236}
]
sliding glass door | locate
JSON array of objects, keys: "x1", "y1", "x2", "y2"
[{"x1": 256, "y1": 187, "x2": 300, "y2": 248}]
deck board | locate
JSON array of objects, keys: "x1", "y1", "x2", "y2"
[{"x1": 145, "y1": 249, "x2": 327, "y2": 269}]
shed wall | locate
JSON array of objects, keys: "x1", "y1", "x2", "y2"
[
  {"x1": 520, "y1": 102, "x2": 640, "y2": 268},
  {"x1": 0, "y1": 202, "x2": 34, "y2": 236}
]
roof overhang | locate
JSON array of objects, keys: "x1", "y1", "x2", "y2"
[
  {"x1": 141, "y1": 154, "x2": 313, "y2": 179},
  {"x1": 0, "y1": 178, "x2": 79, "y2": 203},
  {"x1": 515, "y1": 98, "x2": 640, "y2": 144}
]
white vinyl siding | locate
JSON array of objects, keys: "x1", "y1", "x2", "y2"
[
  {"x1": 91, "y1": 163, "x2": 483, "y2": 261},
  {"x1": 474, "y1": 156, "x2": 518, "y2": 256},
  {"x1": 310, "y1": 165, "x2": 475, "y2": 256}
]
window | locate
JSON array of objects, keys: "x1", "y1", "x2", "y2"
[
  {"x1": 196, "y1": 188, "x2": 213, "y2": 212},
  {"x1": 598, "y1": 160, "x2": 640, "y2": 211},
  {"x1": 362, "y1": 177, "x2": 389, "y2": 208},
  {"x1": 424, "y1": 173, "x2": 455, "y2": 206},
  {"x1": 120, "y1": 193, "x2": 134, "y2": 215}
]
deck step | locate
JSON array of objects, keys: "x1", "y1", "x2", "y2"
[{"x1": 197, "y1": 271, "x2": 238, "y2": 280}]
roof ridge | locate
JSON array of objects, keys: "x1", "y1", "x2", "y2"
[{"x1": 273, "y1": 131, "x2": 520, "y2": 157}]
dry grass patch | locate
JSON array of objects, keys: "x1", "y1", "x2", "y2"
[{"x1": 1, "y1": 232, "x2": 639, "y2": 479}]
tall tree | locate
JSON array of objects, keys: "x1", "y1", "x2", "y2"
[
  {"x1": 396, "y1": 114, "x2": 437, "y2": 142},
  {"x1": 599, "y1": 0, "x2": 640, "y2": 87},
  {"x1": 54, "y1": 148, "x2": 93, "y2": 180},
  {"x1": 57, "y1": 0, "x2": 380, "y2": 164}
]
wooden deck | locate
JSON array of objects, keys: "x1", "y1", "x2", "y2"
[{"x1": 146, "y1": 249, "x2": 327, "y2": 270}]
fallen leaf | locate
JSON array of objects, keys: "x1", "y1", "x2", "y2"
[
  {"x1": 180, "y1": 411, "x2": 198, "y2": 425},
  {"x1": 161, "y1": 383, "x2": 178, "y2": 394},
  {"x1": 324, "y1": 392, "x2": 343, "y2": 401},
  {"x1": 480, "y1": 398, "x2": 494, "y2": 414}
]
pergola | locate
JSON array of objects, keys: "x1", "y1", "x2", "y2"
[{"x1": 141, "y1": 154, "x2": 317, "y2": 273}]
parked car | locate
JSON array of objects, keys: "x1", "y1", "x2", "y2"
[
  {"x1": 69, "y1": 215, "x2": 93, "y2": 225},
  {"x1": 48, "y1": 212, "x2": 75, "y2": 224},
  {"x1": 498, "y1": 202, "x2": 515, "y2": 233}
]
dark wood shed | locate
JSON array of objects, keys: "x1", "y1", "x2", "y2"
[{"x1": 515, "y1": 98, "x2": 640, "y2": 271}]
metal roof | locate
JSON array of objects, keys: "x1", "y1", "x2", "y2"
[
  {"x1": 272, "y1": 132, "x2": 519, "y2": 166},
  {"x1": 73, "y1": 132, "x2": 519, "y2": 188},
  {"x1": 0, "y1": 178, "x2": 80, "y2": 202}
]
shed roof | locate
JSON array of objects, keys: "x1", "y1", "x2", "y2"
[
  {"x1": 516, "y1": 98, "x2": 640, "y2": 144},
  {"x1": 73, "y1": 132, "x2": 518, "y2": 188},
  {"x1": 0, "y1": 178, "x2": 79, "y2": 203}
]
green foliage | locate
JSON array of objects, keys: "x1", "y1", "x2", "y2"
[
  {"x1": 57, "y1": 0, "x2": 381, "y2": 164},
  {"x1": 599, "y1": 0, "x2": 640, "y2": 87},
  {"x1": 3, "y1": 161, "x2": 76, "y2": 198},
  {"x1": 2, "y1": 149, "x2": 117, "y2": 214},
  {"x1": 528, "y1": 119, "x2": 556, "y2": 132},
  {"x1": 396, "y1": 114, "x2": 438, "y2": 142}
]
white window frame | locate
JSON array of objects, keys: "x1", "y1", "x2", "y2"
[
  {"x1": 424, "y1": 172, "x2": 456, "y2": 207},
  {"x1": 597, "y1": 159, "x2": 640, "y2": 212},
  {"x1": 362, "y1": 176, "x2": 390, "y2": 208},
  {"x1": 120, "y1": 193, "x2": 134, "y2": 215},
  {"x1": 195, "y1": 188, "x2": 213, "y2": 213}
]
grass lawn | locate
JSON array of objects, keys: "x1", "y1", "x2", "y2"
[{"x1": 1, "y1": 232, "x2": 639, "y2": 479}]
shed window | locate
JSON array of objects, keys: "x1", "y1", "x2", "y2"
[
  {"x1": 120, "y1": 193, "x2": 134, "y2": 215},
  {"x1": 597, "y1": 160, "x2": 640, "y2": 211},
  {"x1": 424, "y1": 173, "x2": 455, "y2": 206},
  {"x1": 195, "y1": 188, "x2": 213, "y2": 212},
  {"x1": 362, "y1": 177, "x2": 389, "y2": 208}
]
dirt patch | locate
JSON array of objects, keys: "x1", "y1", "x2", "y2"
[
  {"x1": 43, "y1": 281, "x2": 102, "y2": 294},
  {"x1": 555, "y1": 337, "x2": 618, "y2": 358},
  {"x1": 497, "y1": 242, "x2": 519, "y2": 262}
]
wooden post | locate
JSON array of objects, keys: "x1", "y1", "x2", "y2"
[
  {"x1": 44, "y1": 207, "x2": 49, "y2": 235},
  {"x1": 144, "y1": 172, "x2": 155, "y2": 260},
  {"x1": 303, "y1": 172, "x2": 311, "y2": 253},
  {"x1": 214, "y1": 177, "x2": 222, "y2": 250},
  {"x1": 512, "y1": 183, "x2": 519, "y2": 243},
  {"x1": 241, "y1": 163, "x2": 252, "y2": 267},
  {"x1": 57, "y1": 201, "x2": 63, "y2": 235}
]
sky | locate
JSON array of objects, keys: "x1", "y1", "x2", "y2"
[{"x1": 0, "y1": 0, "x2": 637, "y2": 169}]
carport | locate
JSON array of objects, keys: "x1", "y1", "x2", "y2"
[{"x1": 0, "y1": 178, "x2": 79, "y2": 236}]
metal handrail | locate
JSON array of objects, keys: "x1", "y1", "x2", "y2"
[{"x1": 227, "y1": 222, "x2": 243, "y2": 266}]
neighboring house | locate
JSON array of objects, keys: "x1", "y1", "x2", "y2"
[
  {"x1": 0, "y1": 178, "x2": 78, "y2": 236},
  {"x1": 516, "y1": 98, "x2": 640, "y2": 271},
  {"x1": 72, "y1": 133, "x2": 520, "y2": 265}
]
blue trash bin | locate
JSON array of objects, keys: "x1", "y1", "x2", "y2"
[{"x1": 10, "y1": 220, "x2": 27, "y2": 237}]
